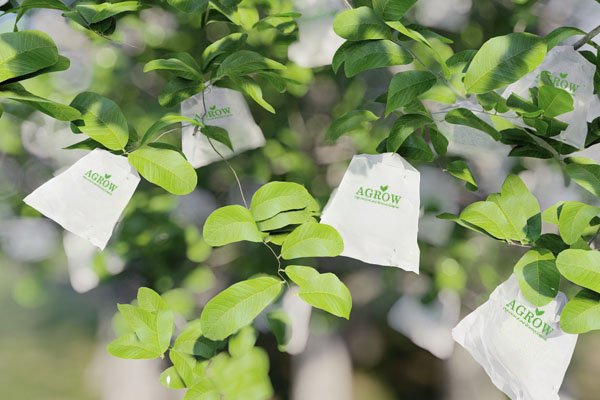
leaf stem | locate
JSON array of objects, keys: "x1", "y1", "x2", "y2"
[{"x1": 574, "y1": 24, "x2": 600, "y2": 50}]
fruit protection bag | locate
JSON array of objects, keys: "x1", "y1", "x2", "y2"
[
  {"x1": 24, "y1": 149, "x2": 139, "y2": 250},
  {"x1": 321, "y1": 153, "x2": 420, "y2": 272},
  {"x1": 452, "y1": 275, "x2": 578, "y2": 400}
]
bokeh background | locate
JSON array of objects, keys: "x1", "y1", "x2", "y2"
[{"x1": 2, "y1": 0, "x2": 600, "y2": 399}]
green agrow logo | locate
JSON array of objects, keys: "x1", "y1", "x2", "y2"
[
  {"x1": 540, "y1": 70, "x2": 580, "y2": 93},
  {"x1": 205, "y1": 104, "x2": 233, "y2": 120},
  {"x1": 83, "y1": 170, "x2": 119, "y2": 195},
  {"x1": 504, "y1": 299, "x2": 554, "y2": 340},
  {"x1": 355, "y1": 185, "x2": 401, "y2": 208}
]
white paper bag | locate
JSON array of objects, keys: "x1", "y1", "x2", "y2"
[
  {"x1": 181, "y1": 86, "x2": 265, "y2": 168},
  {"x1": 288, "y1": 0, "x2": 345, "y2": 68},
  {"x1": 388, "y1": 289, "x2": 460, "y2": 359},
  {"x1": 321, "y1": 153, "x2": 420, "y2": 272},
  {"x1": 24, "y1": 149, "x2": 140, "y2": 250},
  {"x1": 452, "y1": 275, "x2": 578, "y2": 400},
  {"x1": 503, "y1": 45, "x2": 595, "y2": 149}
]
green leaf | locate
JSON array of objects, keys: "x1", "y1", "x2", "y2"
[
  {"x1": 459, "y1": 201, "x2": 514, "y2": 240},
  {"x1": 159, "y1": 77, "x2": 204, "y2": 108},
  {"x1": 386, "y1": 113, "x2": 431, "y2": 152},
  {"x1": 514, "y1": 249, "x2": 559, "y2": 306},
  {"x1": 339, "y1": 40, "x2": 413, "y2": 77},
  {"x1": 201, "y1": 33, "x2": 247, "y2": 71},
  {"x1": 201, "y1": 125, "x2": 232, "y2": 150},
  {"x1": 558, "y1": 202, "x2": 600, "y2": 245},
  {"x1": 200, "y1": 276, "x2": 284, "y2": 340},
  {"x1": 560, "y1": 289, "x2": 600, "y2": 334},
  {"x1": 557, "y1": 249, "x2": 600, "y2": 293},
  {"x1": 173, "y1": 320, "x2": 225, "y2": 358},
  {"x1": 160, "y1": 366, "x2": 186, "y2": 389},
  {"x1": 266, "y1": 310, "x2": 290, "y2": 351},
  {"x1": 325, "y1": 109, "x2": 378, "y2": 143},
  {"x1": 128, "y1": 146, "x2": 198, "y2": 195},
  {"x1": 565, "y1": 159, "x2": 600, "y2": 197},
  {"x1": 184, "y1": 380, "x2": 220, "y2": 400},
  {"x1": 489, "y1": 174, "x2": 541, "y2": 243},
  {"x1": 144, "y1": 53, "x2": 202, "y2": 80},
  {"x1": 386, "y1": 71, "x2": 437, "y2": 116},
  {"x1": 75, "y1": 1, "x2": 142, "y2": 24},
  {"x1": 228, "y1": 326, "x2": 257, "y2": 357},
  {"x1": 545, "y1": 26, "x2": 585, "y2": 50},
  {"x1": 216, "y1": 50, "x2": 284, "y2": 80},
  {"x1": 285, "y1": 265, "x2": 352, "y2": 319},
  {"x1": 225, "y1": 76, "x2": 275, "y2": 113},
  {"x1": 70, "y1": 92, "x2": 129, "y2": 150},
  {"x1": 281, "y1": 222, "x2": 344, "y2": 260},
  {"x1": 537, "y1": 85, "x2": 574, "y2": 118},
  {"x1": 108, "y1": 288, "x2": 174, "y2": 360},
  {"x1": 445, "y1": 108, "x2": 500, "y2": 140},
  {"x1": 333, "y1": 7, "x2": 391, "y2": 41},
  {"x1": 140, "y1": 114, "x2": 199, "y2": 146},
  {"x1": 167, "y1": 0, "x2": 208, "y2": 12},
  {"x1": 16, "y1": 0, "x2": 69, "y2": 23},
  {"x1": 203, "y1": 205, "x2": 264, "y2": 246},
  {"x1": 250, "y1": 181, "x2": 317, "y2": 221},
  {"x1": 397, "y1": 134, "x2": 434, "y2": 162},
  {"x1": 0, "y1": 83, "x2": 80, "y2": 121},
  {"x1": 0, "y1": 30, "x2": 59, "y2": 83},
  {"x1": 372, "y1": 0, "x2": 417, "y2": 21},
  {"x1": 257, "y1": 209, "x2": 316, "y2": 232},
  {"x1": 464, "y1": 33, "x2": 547, "y2": 94},
  {"x1": 446, "y1": 160, "x2": 478, "y2": 191},
  {"x1": 429, "y1": 126, "x2": 448, "y2": 156}
]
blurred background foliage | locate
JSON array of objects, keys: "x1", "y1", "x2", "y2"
[{"x1": 2, "y1": 0, "x2": 600, "y2": 399}]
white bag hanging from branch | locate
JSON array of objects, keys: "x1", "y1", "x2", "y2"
[
  {"x1": 288, "y1": 0, "x2": 345, "y2": 68},
  {"x1": 23, "y1": 149, "x2": 140, "y2": 250},
  {"x1": 181, "y1": 85, "x2": 265, "y2": 168},
  {"x1": 502, "y1": 45, "x2": 595, "y2": 149},
  {"x1": 452, "y1": 275, "x2": 577, "y2": 400},
  {"x1": 321, "y1": 153, "x2": 420, "y2": 272}
]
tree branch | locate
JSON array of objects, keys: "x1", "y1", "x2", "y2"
[{"x1": 574, "y1": 24, "x2": 600, "y2": 50}]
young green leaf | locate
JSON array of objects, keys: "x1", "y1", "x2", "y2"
[
  {"x1": 372, "y1": 0, "x2": 417, "y2": 21},
  {"x1": 285, "y1": 265, "x2": 352, "y2": 319},
  {"x1": 464, "y1": 33, "x2": 547, "y2": 94},
  {"x1": 557, "y1": 202, "x2": 600, "y2": 245},
  {"x1": 459, "y1": 201, "x2": 513, "y2": 240},
  {"x1": 446, "y1": 160, "x2": 478, "y2": 191},
  {"x1": 215, "y1": 50, "x2": 284, "y2": 80},
  {"x1": 160, "y1": 366, "x2": 186, "y2": 389},
  {"x1": 140, "y1": 114, "x2": 199, "y2": 146},
  {"x1": 200, "y1": 276, "x2": 284, "y2": 340},
  {"x1": 445, "y1": 108, "x2": 500, "y2": 140},
  {"x1": 203, "y1": 205, "x2": 264, "y2": 246},
  {"x1": 560, "y1": 289, "x2": 600, "y2": 334},
  {"x1": 70, "y1": 92, "x2": 129, "y2": 150},
  {"x1": 201, "y1": 125, "x2": 233, "y2": 150},
  {"x1": 0, "y1": 30, "x2": 59, "y2": 83},
  {"x1": 159, "y1": 77, "x2": 204, "y2": 108},
  {"x1": 128, "y1": 146, "x2": 198, "y2": 195},
  {"x1": 325, "y1": 109, "x2": 378, "y2": 143},
  {"x1": 557, "y1": 249, "x2": 600, "y2": 293},
  {"x1": 167, "y1": 0, "x2": 208, "y2": 12},
  {"x1": 545, "y1": 26, "x2": 585, "y2": 50},
  {"x1": 281, "y1": 222, "x2": 344, "y2": 260},
  {"x1": 537, "y1": 85, "x2": 574, "y2": 118},
  {"x1": 107, "y1": 333, "x2": 164, "y2": 359},
  {"x1": 386, "y1": 71, "x2": 437, "y2": 116},
  {"x1": 250, "y1": 181, "x2": 317, "y2": 221},
  {"x1": 228, "y1": 326, "x2": 257, "y2": 357},
  {"x1": 386, "y1": 113, "x2": 431, "y2": 152},
  {"x1": 338, "y1": 40, "x2": 413, "y2": 78},
  {"x1": 143, "y1": 53, "x2": 202, "y2": 80},
  {"x1": 225, "y1": 76, "x2": 275, "y2": 113},
  {"x1": 201, "y1": 33, "x2": 247, "y2": 71},
  {"x1": 333, "y1": 7, "x2": 391, "y2": 41},
  {"x1": 565, "y1": 159, "x2": 600, "y2": 197},
  {"x1": 0, "y1": 83, "x2": 81, "y2": 121},
  {"x1": 514, "y1": 249, "x2": 559, "y2": 306}
]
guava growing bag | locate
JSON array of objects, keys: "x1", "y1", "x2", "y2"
[
  {"x1": 503, "y1": 45, "x2": 595, "y2": 149},
  {"x1": 23, "y1": 149, "x2": 140, "y2": 250},
  {"x1": 321, "y1": 153, "x2": 420, "y2": 272},
  {"x1": 181, "y1": 85, "x2": 265, "y2": 168},
  {"x1": 452, "y1": 274, "x2": 577, "y2": 400}
]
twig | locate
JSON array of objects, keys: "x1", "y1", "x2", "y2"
[{"x1": 574, "y1": 24, "x2": 600, "y2": 50}]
